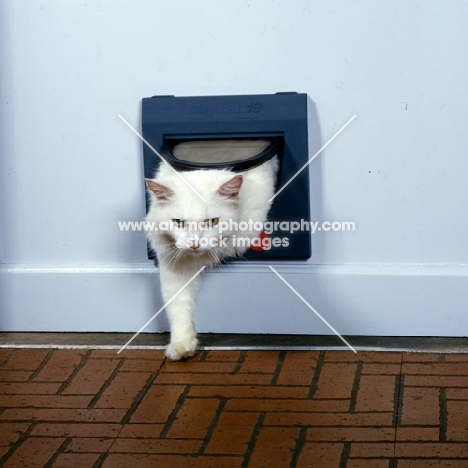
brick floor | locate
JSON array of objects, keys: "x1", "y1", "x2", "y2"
[{"x1": 1, "y1": 348, "x2": 468, "y2": 467}]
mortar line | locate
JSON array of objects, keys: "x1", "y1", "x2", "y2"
[
  {"x1": 198, "y1": 398, "x2": 227, "y2": 454},
  {"x1": 307, "y1": 350, "x2": 325, "y2": 399},
  {"x1": 159, "y1": 385, "x2": 192, "y2": 438},
  {"x1": 339, "y1": 442, "x2": 351, "y2": 468},
  {"x1": 289, "y1": 426, "x2": 307, "y2": 468},
  {"x1": 232, "y1": 350, "x2": 247, "y2": 374},
  {"x1": 57, "y1": 349, "x2": 93, "y2": 394},
  {"x1": 27, "y1": 349, "x2": 55, "y2": 382},
  {"x1": 0, "y1": 348, "x2": 17, "y2": 370},
  {"x1": 439, "y1": 386, "x2": 448, "y2": 442},
  {"x1": 120, "y1": 371, "x2": 161, "y2": 425},
  {"x1": 348, "y1": 361, "x2": 363, "y2": 414},
  {"x1": 270, "y1": 350, "x2": 287, "y2": 385},
  {"x1": 392, "y1": 355, "x2": 405, "y2": 463},
  {"x1": 0, "y1": 420, "x2": 36, "y2": 466},
  {"x1": 241, "y1": 412, "x2": 266, "y2": 468},
  {"x1": 88, "y1": 359, "x2": 125, "y2": 409},
  {"x1": 92, "y1": 453, "x2": 109, "y2": 468},
  {"x1": 44, "y1": 438, "x2": 71, "y2": 468}
]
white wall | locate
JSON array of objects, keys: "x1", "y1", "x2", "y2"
[{"x1": 1, "y1": 1, "x2": 467, "y2": 336}]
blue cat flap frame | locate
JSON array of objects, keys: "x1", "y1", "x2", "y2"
[{"x1": 141, "y1": 92, "x2": 312, "y2": 261}]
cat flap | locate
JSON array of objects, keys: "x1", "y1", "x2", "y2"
[
  {"x1": 161, "y1": 137, "x2": 282, "y2": 172},
  {"x1": 142, "y1": 92, "x2": 313, "y2": 261}
]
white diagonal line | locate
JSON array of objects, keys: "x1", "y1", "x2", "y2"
[
  {"x1": 268, "y1": 266, "x2": 357, "y2": 353},
  {"x1": 118, "y1": 114, "x2": 207, "y2": 202},
  {"x1": 269, "y1": 114, "x2": 356, "y2": 202},
  {"x1": 117, "y1": 266, "x2": 206, "y2": 354}
]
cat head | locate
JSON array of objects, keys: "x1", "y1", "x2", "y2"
[{"x1": 145, "y1": 168, "x2": 243, "y2": 260}]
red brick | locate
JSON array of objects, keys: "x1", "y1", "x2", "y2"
[
  {"x1": 0, "y1": 408, "x2": 126, "y2": 423},
  {"x1": 3, "y1": 437, "x2": 64, "y2": 468},
  {"x1": 0, "y1": 349, "x2": 14, "y2": 361},
  {"x1": 249, "y1": 427, "x2": 299, "y2": 468},
  {"x1": 165, "y1": 398, "x2": 219, "y2": 439},
  {"x1": 61, "y1": 358, "x2": 120, "y2": 395},
  {"x1": 398, "y1": 461, "x2": 468, "y2": 468},
  {"x1": 154, "y1": 373, "x2": 272, "y2": 386},
  {"x1": 444, "y1": 354, "x2": 468, "y2": 362},
  {"x1": 51, "y1": 453, "x2": 101, "y2": 467},
  {"x1": 188, "y1": 384, "x2": 309, "y2": 399},
  {"x1": 306, "y1": 427, "x2": 395, "y2": 442},
  {"x1": 2, "y1": 348, "x2": 468, "y2": 468},
  {"x1": 205, "y1": 351, "x2": 242, "y2": 362},
  {"x1": 182, "y1": 352, "x2": 204, "y2": 361},
  {"x1": 65, "y1": 437, "x2": 114, "y2": 452},
  {"x1": 347, "y1": 461, "x2": 390, "y2": 468},
  {"x1": 361, "y1": 363, "x2": 402, "y2": 374},
  {"x1": 324, "y1": 351, "x2": 401, "y2": 363},
  {"x1": 101, "y1": 454, "x2": 242, "y2": 468},
  {"x1": 264, "y1": 412, "x2": 393, "y2": 427},
  {"x1": 0, "y1": 446, "x2": 9, "y2": 459},
  {"x1": 446, "y1": 388, "x2": 468, "y2": 400},
  {"x1": 31, "y1": 423, "x2": 121, "y2": 438},
  {"x1": 205, "y1": 412, "x2": 258, "y2": 455},
  {"x1": 33, "y1": 349, "x2": 86, "y2": 382},
  {"x1": 94, "y1": 372, "x2": 151, "y2": 409},
  {"x1": 395, "y1": 442, "x2": 468, "y2": 457},
  {"x1": 0, "y1": 423, "x2": 30, "y2": 453},
  {"x1": 276, "y1": 351, "x2": 319, "y2": 386},
  {"x1": 296, "y1": 442, "x2": 343, "y2": 467},
  {"x1": 350, "y1": 442, "x2": 394, "y2": 457},
  {"x1": 162, "y1": 361, "x2": 237, "y2": 373},
  {"x1": 0, "y1": 382, "x2": 61, "y2": 395},
  {"x1": 1, "y1": 349, "x2": 50, "y2": 371},
  {"x1": 120, "y1": 360, "x2": 164, "y2": 372},
  {"x1": 355, "y1": 375, "x2": 396, "y2": 412},
  {"x1": 118, "y1": 424, "x2": 163, "y2": 438},
  {"x1": 403, "y1": 353, "x2": 441, "y2": 362},
  {"x1": 405, "y1": 376, "x2": 468, "y2": 387},
  {"x1": 447, "y1": 400, "x2": 468, "y2": 441},
  {"x1": 0, "y1": 422, "x2": 30, "y2": 439},
  {"x1": 0, "y1": 371, "x2": 33, "y2": 382},
  {"x1": 0, "y1": 394, "x2": 92, "y2": 408},
  {"x1": 239, "y1": 351, "x2": 279, "y2": 374},
  {"x1": 400, "y1": 387, "x2": 440, "y2": 426},
  {"x1": 224, "y1": 398, "x2": 349, "y2": 413},
  {"x1": 396, "y1": 427, "x2": 440, "y2": 441},
  {"x1": 92, "y1": 349, "x2": 165, "y2": 360},
  {"x1": 130, "y1": 385, "x2": 185, "y2": 423},
  {"x1": 110, "y1": 438, "x2": 202, "y2": 454},
  {"x1": 402, "y1": 363, "x2": 468, "y2": 376},
  {"x1": 313, "y1": 363, "x2": 357, "y2": 399}
]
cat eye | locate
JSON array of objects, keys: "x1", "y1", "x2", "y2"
[
  {"x1": 172, "y1": 219, "x2": 185, "y2": 228},
  {"x1": 205, "y1": 218, "x2": 219, "y2": 227}
]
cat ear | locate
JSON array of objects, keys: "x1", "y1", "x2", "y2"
[
  {"x1": 145, "y1": 179, "x2": 174, "y2": 201},
  {"x1": 217, "y1": 175, "x2": 243, "y2": 199}
]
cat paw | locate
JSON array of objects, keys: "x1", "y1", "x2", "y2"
[{"x1": 166, "y1": 337, "x2": 198, "y2": 361}]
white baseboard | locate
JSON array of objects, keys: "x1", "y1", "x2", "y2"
[{"x1": 1, "y1": 263, "x2": 467, "y2": 336}]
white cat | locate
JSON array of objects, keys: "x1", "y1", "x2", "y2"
[{"x1": 145, "y1": 155, "x2": 278, "y2": 360}]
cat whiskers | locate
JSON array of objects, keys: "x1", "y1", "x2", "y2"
[
  {"x1": 207, "y1": 244, "x2": 238, "y2": 272},
  {"x1": 166, "y1": 249, "x2": 183, "y2": 270},
  {"x1": 207, "y1": 248, "x2": 223, "y2": 267},
  {"x1": 157, "y1": 243, "x2": 181, "y2": 268}
]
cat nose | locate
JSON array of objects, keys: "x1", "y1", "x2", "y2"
[{"x1": 189, "y1": 240, "x2": 200, "y2": 250}]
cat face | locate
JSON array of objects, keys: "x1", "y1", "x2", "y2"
[{"x1": 146, "y1": 169, "x2": 243, "y2": 260}]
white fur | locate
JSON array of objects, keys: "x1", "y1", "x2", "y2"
[{"x1": 146, "y1": 156, "x2": 278, "y2": 360}]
